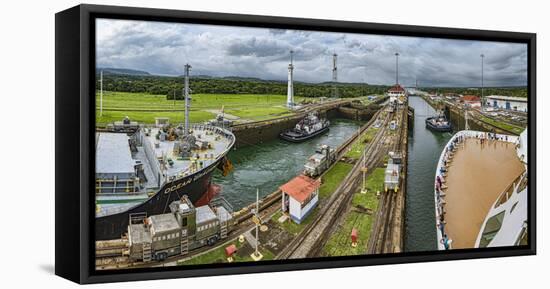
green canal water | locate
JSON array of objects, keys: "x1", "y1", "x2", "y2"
[
  {"x1": 405, "y1": 96, "x2": 453, "y2": 252},
  {"x1": 212, "y1": 118, "x2": 362, "y2": 209}
]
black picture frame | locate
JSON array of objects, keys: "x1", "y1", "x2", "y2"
[{"x1": 55, "y1": 4, "x2": 536, "y2": 284}]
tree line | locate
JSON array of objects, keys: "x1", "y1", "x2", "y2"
[
  {"x1": 96, "y1": 74, "x2": 390, "y2": 99},
  {"x1": 422, "y1": 87, "x2": 528, "y2": 98}
]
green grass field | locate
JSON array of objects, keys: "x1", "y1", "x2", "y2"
[
  {"x1": 323, "y1": 167, "x2": 384, "y2": 256},
  {"x1": 95, "y1": 91, "x2": 305, "y2": 125},
  {"x1": 177, "y1": 239, "x2": 275, "y2": 266}
]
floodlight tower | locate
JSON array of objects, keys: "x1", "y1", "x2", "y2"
[
  {"x1": 332, "y1": 53, "x2": 338, "y2": 98},
  {"x1": 287, "y1": 50, "x2": 294, "y2": 107},
  {"x1": 480, "y1": 53, "x2": 485, "y2": 109},
  {"x1": 395, "y1": 52, "x2": 400, "y2": 85},
  {"x1": 183, "y1": 64, "x2": 191, "y2": 135}
]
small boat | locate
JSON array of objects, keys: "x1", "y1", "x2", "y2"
[
  {"x1": 280, "y1": 112, "x2": 330, "y2": 142},
  {"x1": 425, "y1": 113, "x2": 452, "y2": 132}
]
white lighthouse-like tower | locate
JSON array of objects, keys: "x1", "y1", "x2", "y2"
[{"x1": 287, "y1": 50, "x2": 294, "y2": 108}]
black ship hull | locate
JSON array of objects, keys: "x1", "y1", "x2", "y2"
[
  {"x1": 96, "y1": 159, "x2": 222, "y2": 240},
  {"x1": 425, "y1": 117, "x2": 452, "y2": 132},
  {"x1": 279, "y1": 126, "x2": 329, "y2": 143}
]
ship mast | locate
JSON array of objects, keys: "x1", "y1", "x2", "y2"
[{"x1": 183, "y1": 64, "x2": 191, "y2": 135}]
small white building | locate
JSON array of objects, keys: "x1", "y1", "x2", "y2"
[
  {"x1": 280, "y1": 175, "x2": 320, "y2": 224},
  {"x1": 485, "y1": 95, "x2": 528, "y2": 112},
  {"x1": 387, "y1": 84, "x2": 407, "y2": 105}
]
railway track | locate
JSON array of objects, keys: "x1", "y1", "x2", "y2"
[
  {"x1": 367, "y1": 104, "x2": 408, "y2": 254},
  {"x1": 277, "y1": 107, "x2": 393, "y2": 259},
  {"x1": 96, "y1": 102, "x2": 389, "y2": 269}
]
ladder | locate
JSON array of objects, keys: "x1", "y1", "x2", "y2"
[
  {"x1": 180, "y1": 229, "x2": 188, "y2": 255},
  {"x1": 220, "y1": 221, "x2": 228, "y2": 239},
  {"x1": 142, "y1": 242, "x2": 151, "y2": 262}
]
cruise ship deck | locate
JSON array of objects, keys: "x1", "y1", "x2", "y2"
[{"x1": 443, "y1": 138, "x2": 525, "y2": 249}]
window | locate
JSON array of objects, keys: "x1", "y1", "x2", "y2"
[
  {"x1": 510, "y1": 202, "x2": 519, "y2": 213},
  {"x1": 176, "y1": 232, "x2": 179, "y2": 238},
  {"x1": 479, "y1": 211, "x2": 506, "y2": 248},
  {"x1": 162, "y1": 235, "x2": 166, "y2": 240}
]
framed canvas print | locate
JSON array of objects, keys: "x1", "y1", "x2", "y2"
[{"x1": 55, "y1": 4, "x2": 536, "y2": 284}]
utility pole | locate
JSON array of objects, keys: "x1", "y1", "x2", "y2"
[
  {"x1": 250, "y1": 188, "x2": 263, "y2": 261},
  {"x1": 360, "y1": 146, "x2": 368, "y2": 194},
  {"x1": 99, "y1": 70, "x2": 103, "y2": 116},
  {"x1": 183, "y1": 64, "x2": 191, "y2": 135}
]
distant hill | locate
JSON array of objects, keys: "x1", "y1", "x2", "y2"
[{"x1": 97, "y1": 68, "x2": 151, "y2": 76}]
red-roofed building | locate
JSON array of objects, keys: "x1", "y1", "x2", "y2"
[
  {"x1": 386, "y1": 84, "x2": 407, "y2": 104},
  {"x1": 280, "y1": 174, "x2": 321, "y2": 224},
  {"x1": 461, "y1": 95, "x2": 481, "y2": 108}
]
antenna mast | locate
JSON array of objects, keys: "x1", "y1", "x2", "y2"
[{"x1": 183, "y1": 64, "x2": 191, "y2": 135}]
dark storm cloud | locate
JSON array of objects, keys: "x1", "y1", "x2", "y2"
[
  {"x1": 96, "y1": 19, "x2": 528, "y2": 87},
  {"x1": 226, "y1": 37, "x2": 288, "y2": 57}
]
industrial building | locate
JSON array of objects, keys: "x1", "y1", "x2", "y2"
[
  {"x1": 485, "y1": 95, "x2": 528, "y2": 112},
  {"x1": 460, "y1": 95, "x2": 481, "y2": 108},
  {"x1": 280, "y1": 175, "x2": 320, "y2": 224}
]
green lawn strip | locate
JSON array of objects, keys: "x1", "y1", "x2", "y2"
[
  {"x1": 319, "y1": 162, "x2": 354, "y2": 199},
  {"x1": 323, "y1": 167, "x2": 384, "y2": 256},
  {"x1": 96, "y1": 91, "x2": 307, "y2": 110},
  {"x1": 177, "y1": 239, "x2": 275, "y2": 266},
  {"x1": 224, "y1": 106, "x2": 292, "y2": 120},
  {"x1": 478, "y1": 115, "x2": 524, "y2": 135},
  {"x1": 344, "y1": 127, "x2": 378, "y2": 159},
  {"x1": 96, "y1": 110, "x2": 214, "y2": 126}
]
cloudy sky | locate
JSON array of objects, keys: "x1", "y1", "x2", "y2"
[{"x1": 96, "y1": 19, "x2": 527, "y2": 87}]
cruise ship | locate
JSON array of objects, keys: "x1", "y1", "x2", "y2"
[
  {"x1": 95, "y1": 64, "x2": 236, "y2": 240},
  {"x1": 433, "y1": 129, "x2": 528, "y2": 250}
]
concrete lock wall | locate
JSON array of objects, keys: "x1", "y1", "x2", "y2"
[{"x1": 232, "y1": 101, "x2": 382, "y2": 148}]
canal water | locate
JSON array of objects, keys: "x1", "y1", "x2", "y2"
[
  {"x1": 213, "y1": 119, "x2": 362, "y2": 209},
  {"x1": 405, "y1": 96, "x2": 453, "y2": 252}
]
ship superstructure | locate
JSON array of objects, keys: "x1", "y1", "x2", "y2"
[{"x1": 95, "y1": 64, "x2": 235, "y2": 240}]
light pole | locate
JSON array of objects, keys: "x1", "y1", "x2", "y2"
[
  {"x1": 99, "y1": 70, "x2": 103, "y2": 117},
  {"x1": 250, "y1": 188, "x2": 263, "y2": 261},
  {"x1": 395, "y1": 52, "x2": 400, "y2": 85},
  {"x1": 480, "y1": 53, "x2": 485, "y2": 110}
]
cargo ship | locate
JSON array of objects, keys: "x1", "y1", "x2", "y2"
[
  {"x1": 433, "y1": 129, "x2": 527, "y2": 250},
  {"x1": 279, "y1": 112, "x2": 330, "y2": 142},
  {"x1": 95, "y1": 64, "x2": 235, "y2": 240}
]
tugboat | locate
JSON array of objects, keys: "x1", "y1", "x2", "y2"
[
  {"x1": 279, "y1": 112, "x2": 330, "y2": 142},
  {"x1": 425, "y1": 112, "x2": 452, "y2": 132}
]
